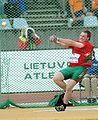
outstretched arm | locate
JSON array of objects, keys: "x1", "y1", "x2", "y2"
[{"x1": 49, "y1": 35, "x2": 84, "y2": 48}]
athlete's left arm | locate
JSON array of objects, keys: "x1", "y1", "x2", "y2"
[{"x1": 49, "y1": 35, "x2": 84, "y2": 48}]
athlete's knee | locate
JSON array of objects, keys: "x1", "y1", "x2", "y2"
[
  {"x1": 66, "y1": 88, "x2": 72, "y2": 92},
  {"x1": 66, "y1": 84, "x2": 73, "y2": 93},
  {"x1": 66, "y1": 87, "x2": 73, "y2": 94},
  {"x1": 52, "y1": 72, "x2": 64, "y2": 83}
]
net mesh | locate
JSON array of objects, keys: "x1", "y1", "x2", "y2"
[{"x1": 0, "y1": 0, "x2": 98, "y2": 108}]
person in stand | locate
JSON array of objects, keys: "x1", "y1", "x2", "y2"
[
  {"x1": 4, "y1": 0, "x2": 20, "y2": 28},
  {"x1": 82, "y1": 53, "x2": 98, "y2": 103},
  {"x1": 92, "y1": 0, "x2": 98, "y2": 19},
  {"x1": 49, "y1": 30, "x2": 94, "y2": 111},
  {"x1": 84, "y1": 0, "x2": 98, "y2": 18},
  {"x1": 84, "y1": 0, "x2": 92, "y2": 15},
  {"x1": 4, "y1": 0, "x2": 27, "y2": 28},
  {"x1": 67, "y1": 0, "x2": 85, "y2": 27}
]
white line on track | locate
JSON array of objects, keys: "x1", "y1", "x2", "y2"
[{"x1": 33, "y1": 107, "x2": 98, "y2": 112}]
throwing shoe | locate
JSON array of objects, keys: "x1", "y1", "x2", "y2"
[{"x1": 55, "y1": 93, "x2": 66, "y2": 111}]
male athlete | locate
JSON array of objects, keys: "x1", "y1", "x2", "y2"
[{"x1": 49, "y1": 30, "x2": 94, "y2": 111}]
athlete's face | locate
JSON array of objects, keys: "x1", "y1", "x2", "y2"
[{"x1": 79, "y1": 32, "x2": 89, "y2": 41}]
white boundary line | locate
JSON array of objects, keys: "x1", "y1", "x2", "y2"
[{"x1": 33, "y1": 107, "x2": 98, "y2": 112}]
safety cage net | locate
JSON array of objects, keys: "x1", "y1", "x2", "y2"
[{"x1": 0, "y1": 0, "x2": 98, "y2": 109}]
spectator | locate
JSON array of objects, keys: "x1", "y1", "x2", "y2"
[
  {"x1": 5, "y1": 0, "x2": 21, "y2": 17},
  {"x1": 67, "y1": 0, "x2": 85, "y2": 27},
  {"x1": 4, "y1": 0, "x2": 27, "y2": 28},
  {"x1": 92, "y1": 0, "x2": 98, "y2": 19},
  {"x1": 84, "y1": 0, "x2": 92, "y2": 14},
  {"x1": 82, "y1": 54, "x2": 98, "y2": 103},
  {"x1": 18, "y1": 0, "x2": 27, "y2": 15},
  {"x1": 85, "y1": 0, "x2": 98, "y2": 18},
  {"x1": 4, "y1": 0, "x2": 20, "y2": 28}
]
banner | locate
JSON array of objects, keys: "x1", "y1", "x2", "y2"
[{"x1": 2, "y1": 49, "x2": 97, "y2": 93}]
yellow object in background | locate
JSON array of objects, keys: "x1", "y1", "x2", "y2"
[{"x1": 1, "y1": 21, "x2": 7, "y2": 28}]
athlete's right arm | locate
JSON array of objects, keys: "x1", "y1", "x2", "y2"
[{"x1": 49, "y1": 35, "x2": 84, "y2": 48}]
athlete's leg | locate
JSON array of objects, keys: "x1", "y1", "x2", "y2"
[
  {"x1": 63, "y1": 80, "x2": 77, "y2": 104},
  {"x1": 52, "y1": 72, "x2": 66, "y2": 92},
  {"x1": 52, "y1": 72, "x2": 67, "y2": 111},
  {"x1": 53, "y1": 66, "x2": 86, "y2": 111}
]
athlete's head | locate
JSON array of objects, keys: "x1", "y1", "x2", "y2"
[{"x1": 79, "y1": 30, "x2": 91, "y2": 41}]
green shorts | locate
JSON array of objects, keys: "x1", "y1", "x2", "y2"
[{"x1": 59, "y1": 66, "x2": 87, "y2": 81}]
